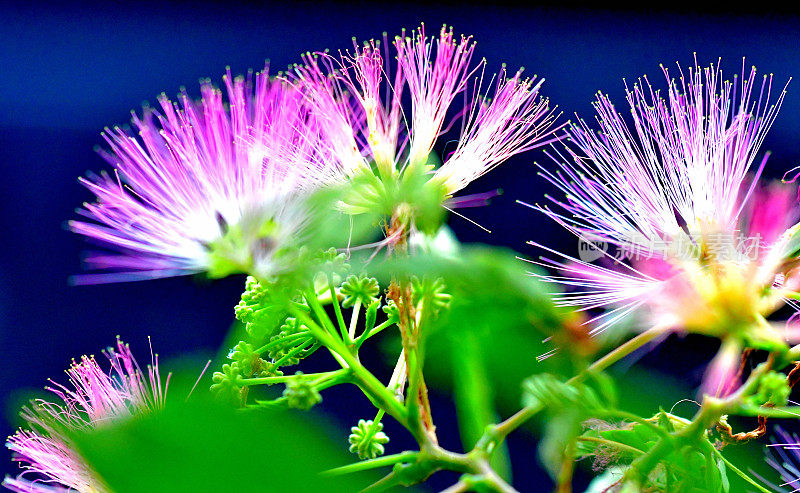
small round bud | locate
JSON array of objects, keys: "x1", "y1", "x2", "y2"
[
  {"x1": 210, "y1": 362, "x2": 245, "y2": 405},
  {"x1": 752, "y1": 370, "x2": 791, "y2": 407},
  {"x1": 348, "y1": 419, "x2": 390, "y2": 460},
  {"x1": 283, "y1": 373, "x2": 322, "y2": 410},
  {"x1": 340, "y1": 275, "x2": 381, "y2": 308}
]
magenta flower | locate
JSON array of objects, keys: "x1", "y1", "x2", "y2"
[
  {"x1": 528, "y1": 59, "x2": 797, "y2": 393},
  {"x1": 3, "y1": 339, "x2": 167, "y2": 493},
  {"x1": 70, "y1": 68, "x2": 332, "y2": 283},
  {"x1": 764, "y1": 427, "x2": 800, "y2": 492},
  {"x1": 288, "y1": 24, "x2": 562, "y2": 201}
]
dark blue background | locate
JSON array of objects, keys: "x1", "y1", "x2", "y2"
[{"x1": 2, "y1": 1, "x2": 800, "y2": 489}]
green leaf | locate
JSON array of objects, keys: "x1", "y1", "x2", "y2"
[
  {"x1": 69, "y1": 396, "x2": 372, "y2": 492},
  {"x1": 538, "y1": 410, "x2": 583, "y2": 479},
  {"x1": 451, "y1": 330, "x2": 511, "y2": 481},
  {"x1": 521, "y1": 373, "x2": 605, "y2": 412},
  {"x1": 362, "y1": 245, "x2": 586, "y2": 429}
]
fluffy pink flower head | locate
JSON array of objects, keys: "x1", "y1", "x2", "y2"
[
  {"x1": 528, "y1": 58, "x2": 797, "y2": 395},
  {"x1": 3, "y1": 339, "x2": 167, "y2": 493},
  {"x1": 288, "y1": 24, "x2": 562, "y2": 210},
  {"x1": 70, "y1": 67, "x2": 334, "y2": 283}
]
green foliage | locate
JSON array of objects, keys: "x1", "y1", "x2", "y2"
[
  {"x1": 316, "y1": 248, "x2": 351, "y2": 281},
  {"x1": 522, "y1": 373, "x2": 615, "y2": 412},
  {"x1": 577, "y1": 414, "x2": 732, "y2": 493},
  {"x1": 451, "y1": 331, "x2": 512, "y2": 480},
  {"x1": 68, "y1": 395, "x2": 371, "y2": 492},
  {"x1": 348, "y1": 419, "x2": 390, "y2": 460},
  {"x1": 522, "y1": 373, "x2": 616, "y2": 479},
  {"x1": 339, "y1": 163, "x2": 448, "y2": 235},
  {"x1": 302, "y1": 186, "x2": 382, "y2": 252},
  {"x1": 363, "y1": 245, "x2": 576, "y2": 351},
  {"x1": 382, "y1": 299, "x2": 400, "y2": 324},
  {"x1": 364, "y1": 245, "x2": 580, "y2": 427}
]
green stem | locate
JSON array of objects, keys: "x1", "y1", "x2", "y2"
[
  {"x1": 288, "y1": 301, "x2": 412, "y2": 437},
  {"x1": 322, "y1": 451, "x2": 418, "y2": 476},
  {"x1": 271, "y1": 339, "x2": 316, "y2": 368},
  {"x1": 736, "y1": 405, "x2": 800, "y2": 418},
  {"x1": 304, "y1": 288, "x2": 341, "y2": 340},
  {"x1": 242, "y1": 370, "x2": 344, "y2": 386},
  {"x1": 355, "y1": 318, "x2": 396, "y2": 350},
  {"x1": 577, "y1": 436, "x2": 644, "y2": 456},
  {"x1": 286, "y1": 302, "x2": 348, "y2": 368},
  {"x1": 574, "y1": 327, "x2": 667, "y2": 383},
  {"x1": 328, "y1": 275, "x2": 348, "y2": 342},
  {"x1": 404, "y1": 346, "x2": 425, "y2": 442},
  {"x1": 366, "y1": 409, "x2": 386, "y2": 440},
  {"x1": 621, "y1": 357, "x2": 776, "y2": 486},
  {"x1": 593, "y1": 410, "x2": 670, "y2": 438},
  {"x1": 254, "y1": 331, "x2": 311, "y2": 355},
  {"x1": 349, "y1": 299, "x2": 362, "y2": 340}
]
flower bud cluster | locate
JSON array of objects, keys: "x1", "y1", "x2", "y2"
[{"x1": 348, "y1": 419, "x2": 390, "y2": 459}]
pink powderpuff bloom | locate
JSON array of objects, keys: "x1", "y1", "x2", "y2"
[
  {"x1": 70, "y1": 67, "x2": 335, "y2": 283},
  {"x1": 287, "y1": 24, "x2": 563, "y2": 200},
  {"x1": 763, "y1": 426, "x2": 800, "y2": 492},
  {"x1": 3, "y1": 339, "x2": 167, "y2": 493},
  {"x1": 527, "y1": 58, "x2": 797, "y2": 395}
]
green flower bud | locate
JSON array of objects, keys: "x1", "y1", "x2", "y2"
[
  {"x1": 267, "y1": 318, "x2": 311, "y2": 366},
  {"x1": 234, "y1": 276, "x2": 289, "y2": 339},
  {"x1": 283, "y1": 373, "x2": 322, "y2": 410},
  {"x1": 234, "y1": 276, "x2": 268, "y2": 323},
  {"x1": 229, "y1": 341, "x2": 282, "y2": 378},
  {"x1": 752, "y1": 371, "x2": 791, "y2": 407},
  {"x1": 382, "y1": 300, "x2": 400, "y2": 323},
  {"x1": 210, "y1": 362, "x2": 245, "y2": 405},
  {"x1": 318, "y1": 248, "x2": 350, "y2": 279},
  {"x1": 410, "y1": 276, "x2": 451, "y2": 315},
  {"x1": 364, "y1": 299, "x2": 380, "y2": 332},
  {"x1": 348, "y1": 419, "x2": 390, "y2": 460},
  {"x1": 340, "y1": 275, "x2": 380, "y2": 308}
]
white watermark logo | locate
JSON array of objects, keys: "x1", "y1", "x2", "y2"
[
  {"x1": 578, "y1": 237, "x2": 609, "y2": 262},
  {"x1": 576, "y1": 232, "x2": 762, "y2": 263}
]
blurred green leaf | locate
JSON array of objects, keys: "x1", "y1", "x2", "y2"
[
  {"x1": 451, "y1": 330, "x2": 511, "y2": 480},
  {"x1": 304, "y1": 186, "x2": 382, "y2": 252},
  {"x1": 69, "y1": 394, "x2": 374, "y2": 492},
  {"x1": 362, "y1": 245, "x2": 583, "y2": 415},
  {"x1": 521, "y1": 373, "x2": 609, "y2": 413}
]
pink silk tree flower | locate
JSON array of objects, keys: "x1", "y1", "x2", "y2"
[
  {"x1": 763, "y1": 426, "x2": 800, "y2": 492},
  {"x1": 70, "y1": 67, "x2": 333, "y2": 283},
  {"x1": 3, "y1": 339, "x2": 167, "y2": 493},
  {"x1": 288, "y1": 24, "x2": 562, "y2": 206},
  {"x1": 528, "y1": 59, "x2": 798, "y2": 394}
]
